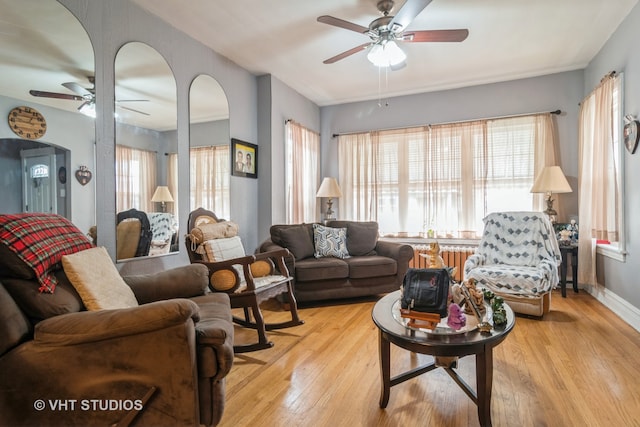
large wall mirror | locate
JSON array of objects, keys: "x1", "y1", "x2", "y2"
[
  {"x1": 114, "y1": 42, "x2": 178, "y2": 261},
  {"x1": 189, "y1": 74, "x2": 230, "y2": 219},
  {"x1": 0, "y1": 0, "x2": 96, "y2": 235}
]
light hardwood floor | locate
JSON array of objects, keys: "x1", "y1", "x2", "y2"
[{"x1": 220, "y1": 290, "x2": 640, "y2": 427}]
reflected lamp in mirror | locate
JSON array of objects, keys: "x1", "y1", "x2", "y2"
[
  {"x1": 530, "y1": 166, "x2": 572, "y2": 222},
  {"x1": 151, "y1": 185, "x2": 173, "y2": 213},
  {"x1": 316, "y1": 177, "x2": 342, "y2": 221}
]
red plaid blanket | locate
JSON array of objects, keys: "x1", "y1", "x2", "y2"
[{"x1": 0, "y1": 213, "x2": 93, "y2": 293}]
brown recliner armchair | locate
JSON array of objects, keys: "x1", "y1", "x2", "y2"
[{"x1": 0, "y1": 213, "x2": 234, "y2": 427}]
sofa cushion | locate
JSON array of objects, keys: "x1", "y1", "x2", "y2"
[
  {"x1": 345, "y1": 256, "x2": 397, "y2": 279},
  {"x1": 0, "y1": 283, "x2": 31, "y2": 357},
  {"x1": 313, "y1": 224, "x2": 349, "y2": 259},
  {"x1": 279, "y1": 225, "x2": 315, "y2": 260},
  {"x1": 0, "y1": 243, "x2": 35, "y2": 280},
  {"x1": 294, "y1": 257, "x2": 349, "y2": 282},
  {"x1": 327, "y1": 221, "x2": 378, "y2": 256},
  {"x1": 197, "y1": 236, "x2": 245, "y2": 262},
  {"x1": 2, "y1": 270, "x2": 84, "y2": 321},
  {"x1": 189, "y1": 221, "x2": 238, "y2": 244},
  {"x1": 62, "y1": 247, "x2": 139, "y2": 310},
  {"x1": 0, "y1": 213, "x2": 94, "y2": 293}
]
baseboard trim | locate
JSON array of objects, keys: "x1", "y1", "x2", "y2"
[{"x1": 583, "y1": 284, "x2": 640, "y2": 333}]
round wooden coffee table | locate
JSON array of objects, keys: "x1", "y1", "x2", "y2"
[{"x1": 372, "y1": 290, "x2": 515, "y2": 427}]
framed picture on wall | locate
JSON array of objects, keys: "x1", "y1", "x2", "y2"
[{"x1": 231, "y1": 138, "x2": 258, "y2": 179}]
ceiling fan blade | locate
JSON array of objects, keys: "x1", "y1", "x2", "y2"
[
  {"x1": 118, "y1": 105, "x2": 150, "y2": 116},
  {"x1": 317, "y1": 15, "x2": 368, "y2": 34},
  {"x1": 389, "y1": 0, "x2": 433, "y2": 31},
  {"x1": 402, "y1": 29, "x2": 469, "y2": 43},
  {"x1": 323, "y1": 43, "x2": 371, "y2": 64},
  {"x1": 29, "y1": 90, "x2": 85, "y2": 101},
  {"x1": 62, "y1": 81, "x2": 92, "y2": 96}
]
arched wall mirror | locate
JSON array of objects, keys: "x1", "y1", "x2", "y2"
[
  {"x1": 0, "y1": 0, "x2": 96, "y2": 235},
  {"x1": 114, "y1": 42, "x2": 178, "y2": 261},
  {"x1": 189, "y1": 74, "x2": 230, "y2": 219}
]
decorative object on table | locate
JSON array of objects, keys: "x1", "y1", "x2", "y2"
[
  {"x1": 231, "y1": 138, "x2": 258, "y2": 178},
  {"x1": 446, "y1": 303, "x2": 466, "y2": 330},
  {"x1": 8, "y1": 106, "x2": 47, "y2": 139},
  {"x1": 624, "y1": 114, "x2": 639, "y2": 154},
  {"x1": 418, "y1": 241, "x2": 458, "y2": 281},
  {"x1": 400, "y1": 268, "x2": 450, "y2": 318},
  {"x1": 554, "y1": 220, "x2": 579, "y2": 245},
  {"x1": 482, "y1": 288, "x2": 507, "y2": 326},
  {"x1": 316, "y1": 177, "x2": 342, "y2": 221},
  {"x1": 75, "y1": 165, "x2": 92, "y2": 185},
  {"x1": 151, "y1": 185, "x2": 174, "y2": 213},
  {"x1": 451, "y1": 279, "x2": 491, "y2": 332},
  {"x1": 530, "y1": 165, "x2": 572, "y2": 223}
]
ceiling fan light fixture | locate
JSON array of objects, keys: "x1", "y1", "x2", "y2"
[{"x1": 367, "y1": 40, "x2": 406, "y2": 67}]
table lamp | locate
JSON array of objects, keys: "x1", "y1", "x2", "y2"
[
  {"x1": 530, "y1": 166, "x2": 572, "y2": 222},
  {"x1": 151, "y1": 185, "x2": 173, "y2": 212},
  {"x1": 316, "y1": 177, "x2": 342, "y2": 221}
]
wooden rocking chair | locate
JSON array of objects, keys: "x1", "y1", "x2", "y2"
[{"x1": 185, "y1": 208, "x2": 303, "y2": 353}]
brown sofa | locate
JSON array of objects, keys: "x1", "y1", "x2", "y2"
[
  {"x1": 259, "y1": 221, "x2": 413, "y2": 303},
  {"x1": 0, "y1": 219, "x2": 234, "y2": 426}
]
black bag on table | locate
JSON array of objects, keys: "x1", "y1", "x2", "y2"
[{"x1": 400, "y1": 268, "x2": 450, "y2": 317}]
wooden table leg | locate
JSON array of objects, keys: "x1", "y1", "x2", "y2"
[
  {"x1": 475, "y1": 346, "x2": 493, "y2": 427},
  {"x1": 560, "y1": 250, "x2": 568, "y2": 298},
  {"x1": 378, "y1": 330, "x2": 391, "y2": 408}
]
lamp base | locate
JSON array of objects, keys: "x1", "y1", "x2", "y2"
[{"x1": 543, "y1": 195, "x2": 557, "y2": 223}]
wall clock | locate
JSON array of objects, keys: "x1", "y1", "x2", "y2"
[
  {"x1": 624, "y1": 119, "x2": 639, "y2": 154},
  {"x1": 7, "y1": 106, "x2": 47, "y2": 140}
]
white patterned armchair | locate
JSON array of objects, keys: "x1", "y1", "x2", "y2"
[{"x1": 464, "y1": 212, "x2": 561, "y2": 316}]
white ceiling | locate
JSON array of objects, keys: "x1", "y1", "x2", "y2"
[
  {"x1": 133, "y1": 0, "x2": 638, "y2": 106},
  {"x1": 1, "y1": 0, "x2": 638, "y2": 132}
]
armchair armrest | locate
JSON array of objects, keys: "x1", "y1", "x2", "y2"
[
  {"x1": 123, "y1": 264, "x2": 209, "y2": 304},
  {"x1": 34, "y1": 299, "x2": 200, "y2": 346},
  {"x1": 463, "y1": 253, "x2": 485, "y2": 278}
]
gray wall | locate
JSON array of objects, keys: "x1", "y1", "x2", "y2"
[
  {"x1": 320, "y1": 70, "x2": 584, "y2": 223},
  {"x1": 257, "y1": 74, "x2": 320, "y2": 244},
  {"x1": 583, "y1": 1, "x2": 640, "y2": 311},
  {"x1": 59, "y1": 0, "x2": 259, "y2": 273}
]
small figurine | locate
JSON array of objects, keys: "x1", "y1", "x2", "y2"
[
  {"x1": 447, "y1": 303, "x2": 466, "y2": 330},
  {"x1": 420, "y1": 241, "x2": 457, "y2": 280}
]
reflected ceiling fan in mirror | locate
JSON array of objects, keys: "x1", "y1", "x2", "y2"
[
  {"x1": 29, "y1": 76, "x2": 149, "y2": 117},
  {"x1": 318, "y1": 0, "x2": 468, "y2": 69}
]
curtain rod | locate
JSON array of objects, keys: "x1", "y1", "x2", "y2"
[{"x1": 331, "y1": 109, "x2": 561, "y2": 138}]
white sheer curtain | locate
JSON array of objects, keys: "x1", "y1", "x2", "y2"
[
  {"x1": 578, "y1": 73, "x2": 621, "y2": 286},
  {"x1": 115, "y1": 145, "x2": 157, "y2": 213},
  {"x1": 338, "y1": 113, "x2": 557, "y2": 237},
  {"x1": 285, "y1": 120, "x2": 319, "y2": 223},
  {"x1": 190, "y1": 145, "x2": 230, "y2": 219}
]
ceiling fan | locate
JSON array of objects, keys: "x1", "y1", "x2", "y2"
[
  {"x1": 318, "y1": 0, "x2": 468, "y2": 68},
  {"x1": 29, "y1": 76, "x2": 150, "y2": 116}
]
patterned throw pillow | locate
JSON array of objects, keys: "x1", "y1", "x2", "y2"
[
  {"x1": 313, "y1": 224, "x2": 349, "y2": 259},
  {"x1": 0, "y1": 213, "x2": 93, "y2": 293}
]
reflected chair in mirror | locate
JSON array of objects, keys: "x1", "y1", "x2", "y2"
[
  {"x1": 463, "y1": 211, "x2": 562, "y2": 317},
  {"x1": 185, "y1": 208, "x2": 304, "y2": 353},
  {"x1": 116, "y1": 208, "x2": 152, "y2": 260}
]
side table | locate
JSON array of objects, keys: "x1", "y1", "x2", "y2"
[{"x1": 559, "y1": 243, "x2": 578, "y2": 297}]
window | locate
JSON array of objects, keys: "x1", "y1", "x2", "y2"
[
  {"x1": 115, "y1": 145, "x2": 157, "y2": 212},
  {"x1": 190, "y1": 145, "x2": 230, "y2": 219},
  {"x1": 339, "y1": 114, "x2": 557, "y2": 238},
  {"x1": 285, "y1": 120, "x2": 320, "y2": 223},
  {"x1": 578, "y1": 72, "x2": 625, "y2": 286}
]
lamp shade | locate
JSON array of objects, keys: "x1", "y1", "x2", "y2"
[
  {"x1": 530, "y1": 166, "x2": 572, "y2": 194},
  {"x1": 151, "y1": 185, "x2": 174, "y2": 203},
  {"x1": 367, "y1": 40, "x2": 407, "y2": 68},
  {"x1": 316, "y1": 177, "x2": 343, "y2": 198}
]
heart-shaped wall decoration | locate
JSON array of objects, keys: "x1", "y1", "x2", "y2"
[{"x1": 75, "y1": 166, "x2": 92, "y2": 186}]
